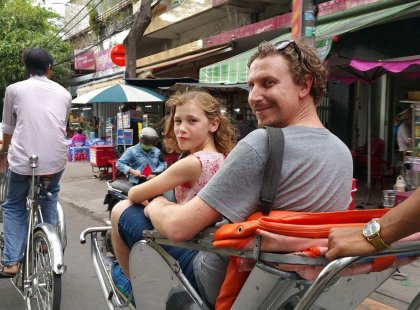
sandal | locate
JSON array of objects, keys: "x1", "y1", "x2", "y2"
[{"x1": 0, "y1": 265, "x2": 17, "y2": 278}]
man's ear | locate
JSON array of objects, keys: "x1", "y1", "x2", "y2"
[
  {"x1": 46, "y1": 65, "x2": 53, "y2": 78},
  {"x1": 298, "y1": 74, "x2": 313, "y2": 98}
]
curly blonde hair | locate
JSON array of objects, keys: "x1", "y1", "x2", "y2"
[
  {"x1": 163, "y1": 91, "x2": 236, "y2": 156},
  {"x1": 247, "y1": 40, "x2": 328, "y2": 105}
]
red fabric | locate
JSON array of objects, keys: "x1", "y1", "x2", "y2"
[
  {"x1": 216, "y1": 257, "x2": 251, "y2": 310},
  {"x1": 372, "y1": 256, "x2": 396, "y2": 272},
  {"x1": 142, "y1": 164, "x2": 151, "y2": 177},
  {"x1": 214, "y1": 209, "x2": 389, "y2": 247},
  {"x1": 214, "y1": 208, "x2": 390, "y2": 310}
]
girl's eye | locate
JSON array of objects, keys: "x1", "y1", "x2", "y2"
[{"x1": 174, "y1": 120, "x2": 181, "y2": 125}]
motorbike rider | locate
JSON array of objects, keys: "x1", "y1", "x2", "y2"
[{"x1": 116, "y1": 127, "x2": 166, "y2": 185}]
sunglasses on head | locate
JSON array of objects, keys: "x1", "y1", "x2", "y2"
[{"x1": 275, "y1": 40, "x2": 302, "y2": 63}]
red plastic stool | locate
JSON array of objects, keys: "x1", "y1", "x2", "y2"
[{"x1": 107, "y1": 159, "x2": 118, "y2": 180}]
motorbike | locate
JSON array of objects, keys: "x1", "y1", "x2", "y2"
[
  {"x1": 103, "y1": 178, "x2": 134, "y2": 214},
  {"x1": 103, "y1": 173, "x2": 176, "y2": 216}
]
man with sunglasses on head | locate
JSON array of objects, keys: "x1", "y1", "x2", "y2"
[
  {"x1": 0, "y1": 48, "x2": 71, "y2": 278},
  {"x1": 116, "y1": 127, "x2": 166, "y2": 185},
  {"x1": 134, "y1": 41, "x2": 353, "y2": 307}
]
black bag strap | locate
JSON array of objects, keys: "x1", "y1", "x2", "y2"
[{"x1": 258, "y1": 127, "x2": 285, "y2": 215}]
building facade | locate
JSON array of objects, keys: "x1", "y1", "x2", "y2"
[{"x1": 67, "y1": 0, "x2": 420, "y2": 174}]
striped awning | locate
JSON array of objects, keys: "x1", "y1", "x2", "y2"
[{"x1": 199, "y1": 0, "x2": 420, "y2": 84}]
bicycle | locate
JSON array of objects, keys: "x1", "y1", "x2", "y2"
[{"x1": 0, "y1": 155, "x2": 67, "y2": 309}]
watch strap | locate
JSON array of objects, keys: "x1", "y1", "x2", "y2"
[{"x1": 367, "y1": 234, "x2": 389, "y2": 251}]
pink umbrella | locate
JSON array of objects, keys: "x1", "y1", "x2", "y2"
[{"x1": 327, "y1": 55, "x2": 420, "y2": 84}]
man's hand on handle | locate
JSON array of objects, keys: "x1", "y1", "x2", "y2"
[
  {"x1": 0, "y1": 151, "x2": 7, "y2": 172},
  {"x1": 326, "y1": 227, "x2": 377, "y2": 261}
]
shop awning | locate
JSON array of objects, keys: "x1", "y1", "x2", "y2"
[
  {"x1": 74, "y1": 44, "x2": 231, "y2": 96},
  {"x1": 162, "y1": 82, "x2": 249, "y2": 93},
  {"x1": 137, "y1": 44, "x2": 233, "y2": 76},
  {"x1": 199, "y1": 0, "x2": 420, "y2": 84},
  {"x1": 126, "y1": 77, "x2": 198, "y2": 88}
]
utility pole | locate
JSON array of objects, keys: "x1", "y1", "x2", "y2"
[
  {"x1": 301, "y1": 0, "x2": 316, "y2": 48},
  {"x1": 292, "y1": 0, "x2": 316, "y2": 47}
]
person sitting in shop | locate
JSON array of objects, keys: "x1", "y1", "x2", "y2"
[
  {"x1": 116, "y1": 127, "x2": 167, "y2": 185},
  {"x1": 71, "y1": 128, "x2": 87, "y2": 146},
  {"x1": 397, "y1": 108, "x2": 412, "y2": 151}
]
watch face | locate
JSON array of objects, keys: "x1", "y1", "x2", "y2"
[{"x1": 363, "y1": 220, "x2": 380, "y2": 237}]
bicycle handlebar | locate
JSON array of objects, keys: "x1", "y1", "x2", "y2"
[
  {"x1": 80, "y1": 226, "x2": 111, "y2": 244},
  {"x1": 294, "y1": 241, "x2": 420, "y2": 310}
]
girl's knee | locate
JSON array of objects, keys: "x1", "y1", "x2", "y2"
[{"x1": 110, "y1": 200, "x2": 132, "y2": 224}]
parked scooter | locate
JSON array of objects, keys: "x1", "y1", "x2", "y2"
[
  {"x1": 103, "y1": 173, "x2": 176, "y2": 216},
  {"x1": 103, "y1": 178, "x2": 134, "y2": 214}
]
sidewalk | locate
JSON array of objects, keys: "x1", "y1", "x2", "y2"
[
  {"x1": 60, "y1": 161, "x2": 109, "y2": 222},
  {"x1": 60, "y1": 161, "x2": 420, "y2": 309}
]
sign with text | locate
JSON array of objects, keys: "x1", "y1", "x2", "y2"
[
  {"x1": 117, "y1": 112, "x2": 131, "y2": 129},
  {"x1": 74, "y1": 50, "x2": 95, "y2": 71},
  {"x1": 95, "y1": 48, "x2": 114, "y2": 72},
  {"x1": 117, "y1": 129, "x2": 133, "y2": 145}
]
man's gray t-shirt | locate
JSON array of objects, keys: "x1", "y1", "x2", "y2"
[{"x1": 193, "y1": 126, "x2": 353, "y2": 304}]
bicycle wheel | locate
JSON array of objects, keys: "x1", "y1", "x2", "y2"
[{"x1": 30, "y1": 229, "x2": 62, "y2": 310}]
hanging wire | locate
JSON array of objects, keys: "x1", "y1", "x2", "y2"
[{"x1": 46, "y1": 0, "x2": 106, "y2": 49}]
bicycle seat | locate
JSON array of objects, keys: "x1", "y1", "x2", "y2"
[{"x1": 39, "y1": 175, "x2": 54, "y2": 188}]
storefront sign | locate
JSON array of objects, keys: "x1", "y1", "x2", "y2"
[
  {"x1": 95, "y1": 49, "x2": 115, "y2": 72},
  {"x1": 117, "y1": 129, "x2": 133, "y2": 145},
  {"x1": 74, "y1": 50, "x2": 96, "y2": 71},
  {"x1": 110, "y1": 44, "x2": 125, "y2": 66},
  {"x1": 316, "y1": 38, "x2": 333, "y2": 62}
]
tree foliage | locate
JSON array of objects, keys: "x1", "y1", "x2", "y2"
[{"x1": 0, "y1": 0, "x2": 72, "y2": 100}]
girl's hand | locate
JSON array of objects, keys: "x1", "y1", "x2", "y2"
[
  {"x1": 144, "y1": 204, "x2": 150, "y2": 218},
  {"x1": 144, "y1": 196, "x2": 172, "y2": 218}
]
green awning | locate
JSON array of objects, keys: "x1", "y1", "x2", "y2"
[{"x1": 199, "y1": 0, "x2": 420, "y2": 84}]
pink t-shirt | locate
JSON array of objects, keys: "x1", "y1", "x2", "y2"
[
  {"x1": 175, "y1": 151, "x2": 225, "y2": 204},
  {"x1": 71, "y1": 133, "x2": 87, "y2": 144}
]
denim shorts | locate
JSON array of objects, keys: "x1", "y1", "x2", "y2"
[{"x1": 118, "y1": 204, "x2": 198, "y2": 289}]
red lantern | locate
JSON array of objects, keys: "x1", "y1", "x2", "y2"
[{"x1": 110, "y1": 44, "x2": 126, "y2": 66}]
